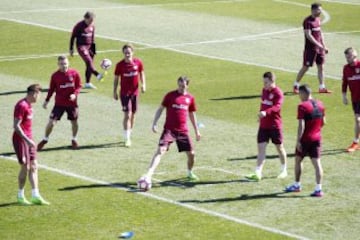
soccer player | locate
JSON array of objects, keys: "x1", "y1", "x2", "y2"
[
  {"x1": 113, "y1": 44, "x2": 146, "y2": 147},
  {"x1": 342, "y1": 47, "x2": 360, "y2": 152},
  {"x1": 246, "y1": 72, "x2": 287, "y2": 181},
  {"x1": 285, "y1": 84, "x2": 325, "y2": 197},
  {"x1": 13, "y1": 84, "x2": 49, "y2": 205},
  {"x1": 37, "y1": 55, "x2": 82, "y2": 151},
  {"x1": 293, "y1": 3, "x2": 331, "y2": 94},
  {"x1": 141, "y1": 76, "x2": 201, "y2": 183},
  {"x1": 70, "y1": 11, "x2": 103, "y2": 89}
]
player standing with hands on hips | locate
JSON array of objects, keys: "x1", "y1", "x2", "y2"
[
  {"x1": 70, "y1": 11, "x2": 103, "y2": 89},
  {"x1": 246, "y1": 72, "x2": 287, "y2": 181},
  {"x1": 113, "y1": 44, "x2": 146, "y2": 147},
  {"x1": 13, "y1": 84, "x2": 49, "y2": 205},
  {"x1": 285, "y1": 84, "x2": 325, "y2": 197},
  {"x1": 293, "y1": 2, "x2": 331, "y2": 94},
  {"x1": 37, "y1": 55, "x2": 82, "y2": 151},
  {"x1": 341, "y1": 47, "x2": 360, "y2": 152},
  {"x1": 140, "y1": 76, "x2": 201, "y2": 185}
]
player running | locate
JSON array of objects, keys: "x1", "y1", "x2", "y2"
[
  {"x1": 13, "y1": 84, "x2": 49, "y2": 205},
  {"x1": 246, "y1": 72, "x2": 287, "y2": 181},
  {"x1": 342, "y1": 47, "x2": 360, "y2": 152},
  {"x1": 293, "y1": 3, "x2": 331, "y2": 94},
  {"x1": 113, "y1": 44, "x2": 146, "y2": 147},
  {"x1": 140, "y1": 76, "x2": 201, "y2": 183},
  {"x1": 285, "y1": 84, "x2": 325, "y2": 197},
  {"x1": 70, "y1": 11, "x2": 103, "y2": 89},
  {"x1": 37, "y1": 55, "x2": 82, "y2": 151}
]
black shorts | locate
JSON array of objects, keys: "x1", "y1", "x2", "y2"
[
  {"x1": 159, "y1": 129, "x2": 193, "y2": 152},
  {"x1": 303, "y1": 49, "x2": 325, "y2": 67},
  {"x1": 50, "y1": 106, "x2": 78, "y2": 121}
]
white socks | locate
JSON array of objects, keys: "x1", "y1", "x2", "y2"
[
  {"x1": 123, "y1": 129, "x2": 132, "y2": 140},
  {"x1": 18, "y1": 189, "x2": 25, "y2": 198},
  {"x1": 32, "y1": 188, "x2": 40, "y2": 198},
  {"x1": 319, "y1": 83, "x2": 326, "y2": 89}
]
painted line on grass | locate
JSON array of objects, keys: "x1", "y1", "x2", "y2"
[
  {"x1": 0, "y1": 0, "x2": 242, "y2": 14},
  {"x1": 0, "y1": 4, "x2": 340, "y2": 81},
  {"x1": 0, "y1": 155, "x2": 308, "y2": 240},
  {"x1": 322, "y1": 0, "x2": 360, "y2": 6}
]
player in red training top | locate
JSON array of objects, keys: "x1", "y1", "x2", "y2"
[
  {"x1": 285, "y1": 84, "x2": 325, "y2": 197},
  {"x1": 245, "y1": 72, "x2": 287, "y2": 181},
  {"x1": 13, "y1": 84, "x2": 49, "y2": 205},
  {"x1": 70, "y1": 11, "x2": 103, "y2": 89},
  {"x1": 293, "y1": 3, "x2": 331, "y2": 94},
  {"x1": 113, "y1": 44, "x2": 146, "y2": 147},
  {"x1": 139, "y1": 76, "x2": 201, "y2": 185},
  {"x1": 37, "y1": 55, "x2": 82, "y2": 151},
  {"x1": 342, "y1": 47, "x2": 360, "y2": 152}
]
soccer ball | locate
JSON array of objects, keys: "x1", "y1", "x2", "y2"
[
  {"x1": 100, "y1": 58, "x2": 112, "y2": 70},
  {"x1": 137, "y1": 176, "x2": 152, "y2": 192}
]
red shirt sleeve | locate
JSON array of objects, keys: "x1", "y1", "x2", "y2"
[
  {"x1": 74, "y1": 71, "x2": 82, "y2": 95},
  {"x1": 70, "y1": 23, "x2": 78, "y2": 51},
  {"x1": 297, "y1": 104, "x2": 305, "y2": 120},
  {"x1": 162, "y1": 93, "x2": 170, "y2": 108},
  {"x1": 342, "y1": 65, "x2": 348, "y2": 93},
  {"x1": 265, "y1": 89, "x2": 283, "y2": 115},
  {"x1": 188, "y1": 96, "x2": 196, "y2": 112},
  {"x1": 14, "y1": 102, "x2": 25, "y2": 120},
  {"x1": 45, "y1": 75, "x2": 56, "y2": 102}
]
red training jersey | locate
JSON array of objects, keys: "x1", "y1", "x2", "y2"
[
  {"x1": 114, "y1": 58, "x2": 144, "y2": 96},
  {"x1": 45, "y1": 68, "x2": 82, "y2": 107},
  {"x1": 70, "y1": 20, "x2": 95, "y2": 49},
  {"x1": 342, "y1": 60, "x2": 360, "y2": 102},
  {"x1": 162, "y1": 90, "x2": 196, "y2": 133},
  {"x1": 303, "y1": 15, "x2": 323, "y2": 52},
  {"x1": 259, "y1": 86, "x2": 283, "y2": 130},
  {"x1": 297, "y1": 99, "x2": 325, "y2": 142},
  {"x1": 13, "y1": 98, "x2": 33, "y2": 138}
]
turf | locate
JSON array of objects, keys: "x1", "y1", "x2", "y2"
[{"x1": 1, "y1": 0, "x2": 360, "y2": 239}]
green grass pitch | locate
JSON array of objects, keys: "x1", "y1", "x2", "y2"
[{"x1": 1, "y1": 0, "x2": 360, "y2": 239}]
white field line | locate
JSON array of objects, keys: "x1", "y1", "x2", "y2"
[
  {"x1": 0, "y1": 155, "x2": 308, "y2": 240},
  {"x1": 273, "y1": 0, "x2": 331, "y2": 25},
  {"x1": 322, "y1": 0, "x2": 360, "y2": 6},
  {"x1": 0, "y1": 0, "x2": 241, "y2": 14},
  {"x1": 0, "y1": 16, "x2": 341, "y2": 80}
]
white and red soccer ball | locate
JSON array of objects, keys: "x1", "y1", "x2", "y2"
[
  {"x1": 137, "y1": 176, "x2": 152, "y2": 192},
  {"x1": 100, "y1": 58, "x2": 112, "y2": 70}
]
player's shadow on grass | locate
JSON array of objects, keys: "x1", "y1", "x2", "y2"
[
  {"x1": 0, "y1": 202, "x2": 20, "y2": 208},
  {"x1": 228, "y1": 148, "x2": 346, "y2": 161},
  {"x1": 58, "y1": 182, "x2": 139, "y2": 192},
  {"x1": 158, "y1": 178, "x2": 251, "y2": 189},
  {"x1": 210, "y1": 95, "x2": 260, "y2": 101},
  {"x1": 180, "y1": 191, "x2": 307, "y2": 203},
  {"x1": 0, "y1": 89, "x2": 89, "y2": 96}
]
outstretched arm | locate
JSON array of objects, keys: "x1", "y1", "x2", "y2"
[{"x1": 189, "y1": 111, "x2": 201, "y2": 141}]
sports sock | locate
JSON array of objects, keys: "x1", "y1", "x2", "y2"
[
  {"x1": 18, "y1": 189, "x2": 25, "y2": 198},
  {"x1": 72, "y1": 136, "x2": 77, "y2": 141},
  {"x1": 353, "y1": 138, "x2": 359, "y2": 144},
  {"x1": 293, "y1": 81, "x2": 300, "y2": 87},
  {"x1": 295, "y1": 182, "x2": 301, "y2": 187},
  {"x1": 315, "y1": 184, "x2": 322, "y2": 191},
  {"x1": 32, "y1": 189, "x2": 40, "y2": 198},
  {"x1": 43, "y1": 137, "x2": 49, "y2": 141},
  {"x1": 319, "y1": 84, "x2": 326, "y2": 89},
  {"x1": 281, "y1": 164, "x2": 287, "y2": 172}
]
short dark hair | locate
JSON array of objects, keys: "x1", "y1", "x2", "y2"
[
  {"x1": 27, "y1": 84, "x2": 42, "y2": 94},
  {"x1": 84, "y1": 11, "x2": 95, "y2": 19},
  {"x1": 57, "y1": 55, "x2": 67, "y2": 62},
  {"x1": 122, "y1": 43, "x2": 134, "y2": 52},
  {"x1": 178, "y1": 76, "x2": 190, "y2": 84},
  {"x1": 344, "y1": 47, "x2": 357, "y2": 56},
  {"x1": 299, "y1": 84, "x2": 311, "y2": 95},
  {"x1": 311, "y1": 2, "x2": 321, "y2": 10},
  {"x1": 263, "y1": 71, "x2": 275, "y2": 82}
]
